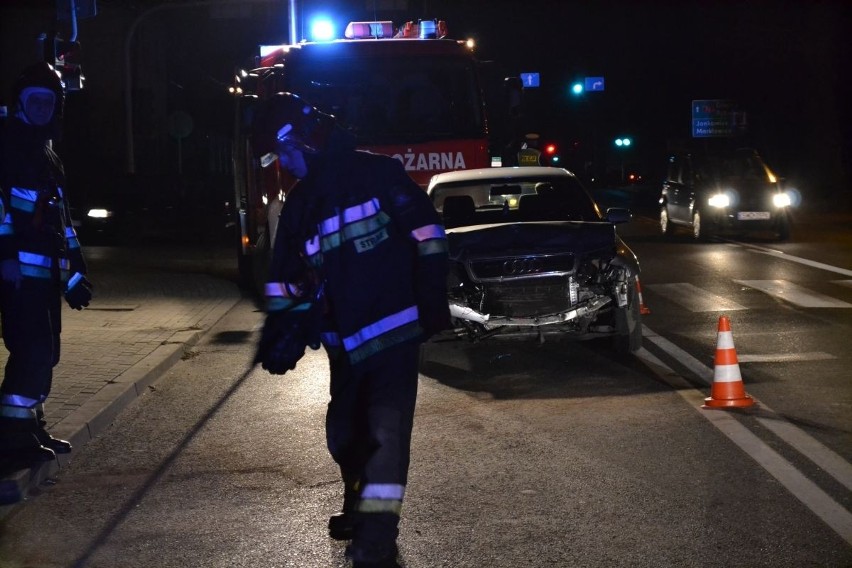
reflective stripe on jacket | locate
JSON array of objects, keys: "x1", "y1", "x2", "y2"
[{"x1": 3, "y1": 184, "x2": 85, "y2": 283}]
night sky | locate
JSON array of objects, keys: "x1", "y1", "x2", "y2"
[{"x1": 1, "y1": 0, "x2": 850, "y2": 205}]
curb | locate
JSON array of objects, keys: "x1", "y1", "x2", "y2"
[{"x1": 0, "y1": 295, "x2": 240, "y2": 520}]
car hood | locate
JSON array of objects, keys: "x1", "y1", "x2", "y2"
[{"x1": 446, "y1": 221, "x2": 618, "y2": 258}]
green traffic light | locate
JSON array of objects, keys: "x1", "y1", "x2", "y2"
[{"x1": 571, "y1": 83, "x2": 583, "y2": 95}]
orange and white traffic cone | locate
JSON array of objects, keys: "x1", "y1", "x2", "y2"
[
  {"x1": 703, "y1": 315, "x2": 755, "y2": 409},
  {"x1": 636, "y1": 277, "x2": 651, "y2": 315}
]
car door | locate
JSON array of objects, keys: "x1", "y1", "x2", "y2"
[
  {"x1": 662, "y1": 155, "x2": 688, "y2": 223},
  {"x1": 679, "y1": 156, "x2": 699, "y2": 222}
]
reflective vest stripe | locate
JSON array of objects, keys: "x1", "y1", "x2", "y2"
[
  {"x1": 67, "y1": 272, "x2": 84, "y2": 290},
  {"x1": 311, "y1": 214, "x2": 391, "y2": 255},
  {"x1": 411, "y1": 224, "x2": 447, "y2": 257},
  {"x1": 267, "y1": 298, "x2": 312, "y2": 313},
  {"x1": 410, "y1": 223, "x2": 445, "y2": 242},
  {"x1": 18, "y1": 251, "x2": 70, "y2": 270},
  {"x1": 318, "y1": 198, "x2": 380, "y2": 236},
  {"x1": 19, "y1": 251, "x2": 51, "y2": 268},
  {"x1": 65, "y1": 227, "x2": 81, "y2": 250},
  {"x1": 321, "y1": 331, "x2": 343, "y2": 358},
  {"x1": 343, "y1": 306, "x2": 418, "y2": 352},
  {"x1": 321, "y1": 331, "x2": 341, "y2": 346},
  {"x1": 315, "y1": 199, "x2": 379, "y2": 239},
  {"x1": 358, "y1": 499, "x2": 403, "y2": 514},
  {"x1": 10, "y1": 187, "x2": 38, "y2": 212},
  {"x1": 361, "y1": 483, "x2": 405, "y2": 500},
  {"x1": 347, "y1": 319, "x2": 421, "y2": 364},
  {"x1": 0, "y1": 393, "x2": 40, "y2": 408},
  {"x1": 18, "y1": 251, "x2": 71, "y2": 280},
  {"x1": 417, "y1": 239, "x2": 448, "y2": 257},
  {"x1": 305, "y1": 199, "x2": 392, "y2": 258},
  {"x1": 10, "y1": 186, "x2": 65, "y2": 211},
  {"x1": 357, "y1": 483, "x2": 405, "y2": 515}
]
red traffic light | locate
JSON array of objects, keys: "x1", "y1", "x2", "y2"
[{"x1": 543, "y1": 143, "x2": 557, "y2": 155}]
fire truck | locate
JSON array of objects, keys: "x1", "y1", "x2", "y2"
[{"x1": 230, "y1": 18, "x2": 522, "y2": 293}]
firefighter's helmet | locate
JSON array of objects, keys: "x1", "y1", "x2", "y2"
[
  {"x1": 253, "y1": 92, "x2": 335, "y2": 164},
  {"x1": 12, "y1": 61, "x2": 65, "y2": 125}
]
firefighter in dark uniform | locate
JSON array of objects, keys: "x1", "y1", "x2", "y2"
[
  {"x1": 253, "y1": 92, "x2": 450, "y2": 568},
  {"x1": 0, "y1": 62, "x2": 92, "y2": 465}
]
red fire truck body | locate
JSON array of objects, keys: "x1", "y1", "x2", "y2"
[{"x1": 231, "y1": 20, "x2": 516, "y2": 290}]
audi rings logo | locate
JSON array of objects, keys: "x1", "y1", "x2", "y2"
[{"x1": 503, "y1": 257, "x2": 543, "y2": 275}]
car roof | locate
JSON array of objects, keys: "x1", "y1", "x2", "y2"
[{"x1": 428, "y1": 166, "x2": 574, "y2": 189}]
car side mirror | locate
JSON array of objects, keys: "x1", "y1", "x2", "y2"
[{"x1": 605, "y1": 207, "x2": 632, "y2": 224}]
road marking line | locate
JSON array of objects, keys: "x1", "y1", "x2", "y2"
[
  {"x1": 735, "y1": 279, "x2": 852, "y2": 308},
  {"x1": 832, "y1": 279, "x2": 852, "y2": 289},
  {"x1": 733, "y1": 242, "x2": 852, "y2": 277},
  {"x1": 647, "y1": 283, "x2": 747, "y2": 312},
  {"x1": 644, "y1": 327, "x2": 851, "y2": 489},
  {"x1": 637, "y1": 343, "x2": 852, "y2": 546},
  {"x1": 737, "y1": 352, "x2": 836, "y2": 363}
]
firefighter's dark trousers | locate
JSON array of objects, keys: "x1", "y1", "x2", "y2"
[
  {"x1": 326, "y1": 342, "x2": 420, "y2": 562},
  {"x1": 1, "y1": 280, "x2": 61, "y2": 414}
]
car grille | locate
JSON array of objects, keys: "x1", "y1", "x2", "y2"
[
  {"x1": 482, "y1": 277, "x2": 572, "y2": 318},
  {"x1": 467, "y1": 253, "x2": 575, "y2": 282}
]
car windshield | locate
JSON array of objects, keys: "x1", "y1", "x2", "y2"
[
  {"x1": 695, "y1": 151, "x2": 774, "y2": 183},
  {"x1": 432, "y1": 175, "x2": 601, "y2": 227}
]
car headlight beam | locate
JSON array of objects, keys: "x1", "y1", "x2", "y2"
[
  {"x1": 708, "y1": 193, "x2": 730, "y2": 208},
  {"x1": 87, "y1": 208, "x2": 114, "y2": 219},
  {"x1": 773, "y1": 192, "x2": 792, "y2": 208}
]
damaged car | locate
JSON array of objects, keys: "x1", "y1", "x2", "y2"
[{"x1": 427, "y1": 166, "x2": 646, "y2": 354}]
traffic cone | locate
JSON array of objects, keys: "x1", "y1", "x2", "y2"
[
  {"x1": 636, "y1": 277, "x2": 651, "y2": 315},
  {"x1": 703, "y1": 315, "x2": 755, "y2": 409}
]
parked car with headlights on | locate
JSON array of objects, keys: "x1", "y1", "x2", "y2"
[{"x1": 427, "y1": 166, "x2": 644, "y2": 354}]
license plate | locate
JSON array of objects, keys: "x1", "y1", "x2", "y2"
[{"x1": 737, "y1": 211, "x2": 770, "y2": 220}]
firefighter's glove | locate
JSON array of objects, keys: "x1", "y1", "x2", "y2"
[
  {"x1": 255, "y1": 309, "x2": 316, "y2": 375},
  {"x1": 64, "y1": 272, "x2": 93, "y2": 310}
]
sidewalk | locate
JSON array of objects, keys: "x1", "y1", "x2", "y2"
[{"x1": 0, "y1": 263, "x2": 244, "y2": 516}]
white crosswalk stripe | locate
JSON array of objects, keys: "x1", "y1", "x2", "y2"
[
  {"x1": 735, "y1": 279, "x2": 852, "y2": 308},
  {"x1": 648, "y1": 280, "x2": 852, "y2": 311},
  {"x1": 646, "y1": 283, "x2": 747, "y2": 312}
]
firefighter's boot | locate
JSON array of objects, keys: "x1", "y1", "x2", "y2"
[
  {"x1": 34, "y1": 404, "x2": 71, "y2": 454},
  {"x1": 0, "y1": 416, "x2": 56, "y2": 463},
  {"x1": 348, "y1": 542, "x2": 400, "y2": 568},
  {"x1": 328, "y1": 482, "x2": 358, "y2": 540}
]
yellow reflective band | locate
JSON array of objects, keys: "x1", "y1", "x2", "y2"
[{"x1": 357, "y1": 499, "x2": 403, "y2": 515}]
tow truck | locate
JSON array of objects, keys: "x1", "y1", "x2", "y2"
[{"x1": 230, "y1": 18, "x2": 522, "y2": 293}]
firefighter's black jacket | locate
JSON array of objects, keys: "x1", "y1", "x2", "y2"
[
  {"x1": 0, "y1": 117, "x2": 86, "y2": 285},
  {"x1": 265, "y1": 129, "x2": 450, "y2": 366}
]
